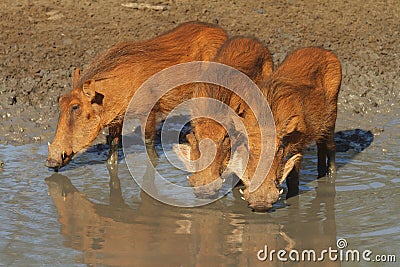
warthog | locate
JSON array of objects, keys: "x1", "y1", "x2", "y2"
[
  {"x1": 241, "y1": 47, "x2": 342, "y2": 211},
  {"x1": 45, "y1": 22, "x2": 227, "y2": 170},
  {"x1": 174, "y1": 36, "x2": 273, "y2": 197}
]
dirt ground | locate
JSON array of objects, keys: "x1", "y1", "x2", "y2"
[{"x1": 0, "y1": 0, "x2": 399, "y2": 144}]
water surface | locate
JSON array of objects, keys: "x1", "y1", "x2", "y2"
[{"x1": 0, "y1": 109, "x2": 398, "y2": 266}]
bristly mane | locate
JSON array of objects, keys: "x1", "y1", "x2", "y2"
[
  {"x1": 193, "y1": 37, "x2": 272, "y2": 117},
  {"x1": 77, "y1": 21, "x2": 227, "y2": 89},
  {"x1": 262, "y1": 76, "x2": 315, "y2": 114},
  {"x1": 77, "y1": 42, "x2": 148, "y2": 88}
]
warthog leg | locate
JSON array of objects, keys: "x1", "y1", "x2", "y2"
[
  {"x1": 107, "y1": 123, "x2": 122, "y2": 185},
  {"x1": 286, "y1": 154, "x2": 303, "y2": 199},
  {"x1": 143, "y1": 110, "x2": 159, "y2": 165},
  {"x1": 317, "y1": 133, "x2": 337, "y2": 181}
]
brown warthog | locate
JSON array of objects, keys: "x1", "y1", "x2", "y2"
[
  {"x1": 174, "y1": 36, "x2": 273, "y2": 197},
  {"x1": 240, "y1": 47, "x2": 342, "y2": 212},
  {"x1": 46, "y1": 22, "x2": 227, "y2": 170}
]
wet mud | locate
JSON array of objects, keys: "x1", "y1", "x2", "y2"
[{"x1": 1, "y1": 0, "x2": 399, "y2": 144}]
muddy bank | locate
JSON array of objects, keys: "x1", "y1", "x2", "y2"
[{"x1": 0, "y1": 0, "x2": 399, "y2": 144}]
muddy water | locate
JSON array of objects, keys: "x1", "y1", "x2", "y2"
[{"x1": 0, "y1": 109, "x2": 399, "y2": 266}]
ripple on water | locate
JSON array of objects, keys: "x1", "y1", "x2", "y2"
[
  {"x1": 0, "y1": 144, "x2": 81, "y2": 265},
  {"x1": 0, "y1": 109, "x2": 399, "y2": 266},
  {"x1": 333, "y1": 111, "x2": 400, "y2": 257}
]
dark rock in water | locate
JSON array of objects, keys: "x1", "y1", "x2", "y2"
[{"x1": 334, "y1": 129, "x2": 374, "y2": 152}]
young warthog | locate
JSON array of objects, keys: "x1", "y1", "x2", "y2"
[
  {"x1": 46, "y1": 22, "x2": 227, "y2": 170},
  {"x1": 241, "y1": 47, "x2": 342, "y2": 212},
  {"x1": 174, "y1": 37, "x2": 273, "y2": 197}
]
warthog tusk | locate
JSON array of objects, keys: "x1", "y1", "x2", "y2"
[
  {"x1": 239, "y1": 188, "x2": 244, "y2": 195},
  {"x1": 279, "y1": 188, "x2": 284, "y2": 194},
  {"x1": 240, "y1": 196, "x2": 246, "y2": 201}
]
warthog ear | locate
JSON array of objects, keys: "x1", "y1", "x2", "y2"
[
  {"x1": 72, "y1": 68, "x2": 80, "y2": 87},
  {"x1": 226, "y1": 143, "x2": 247, "y2": 179},
  {"x1": 278, "y1": 115, "x2": 299, "y2": 141},
  {"x1": 261, "y1": 58, "x2": 273, "y2": 79},
  {"x1": 82, "y1": 79, "x2": 95, "y2": 99},
  {"x1": 277, "y1": 153, "x2": 302, "y2": 185},
  {"x1": 82, "y1": 80, "x2": 104, "y2": 105}
]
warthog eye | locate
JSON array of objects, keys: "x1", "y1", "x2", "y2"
[{"x1": 71, "y1": 104, "x2": 80, "y2": 113}]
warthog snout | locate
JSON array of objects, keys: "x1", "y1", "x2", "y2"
[
  {"x1": 45, "y1": 143, "x2": 74, "y2": 170},
  {"x1": 248, "y1": 201, "x2": 273, "y2": 212},
  {"x1": 242, "y1": 186, "x2": 281, "y2": 212},
  {"x1": 45, "y1": 158, "x2": 61, "y2": 169},
  {"x1": 187, "y1": 172, "x2": 224, "y2": 199}
]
